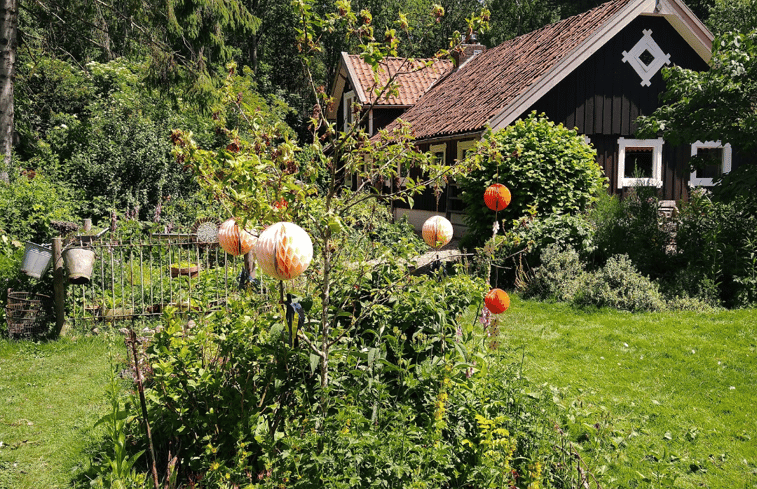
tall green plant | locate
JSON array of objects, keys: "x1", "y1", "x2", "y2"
[{"x1": 459, "y1": 111, "x2": 606, "y2": 249}]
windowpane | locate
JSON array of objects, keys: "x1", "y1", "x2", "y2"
[
  {"x1": 624, "y1": 148, "x2": 654, "y2": 178},
  {"x1": 695, "y1": 147, "x2": 723, "y2": 179}
]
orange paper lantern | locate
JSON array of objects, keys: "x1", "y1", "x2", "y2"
[
  {"x1": 218, "y1": 218, "x2": 257, "y2": 256},
  {"x1": 484, "y1": 183, "x2": 511, "y2": 212},
  {"x1": 255, "y1": 222, "x2": 313, "y2": 281},
  {"x1": 422, "y1": 215, "x2": 454, "y2": 249},
  {"x1": 484, "y1": 288, "x2": 510, "y2": 315}
]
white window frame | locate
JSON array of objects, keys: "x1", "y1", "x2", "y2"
[
  {"x1": 689, "y1": 140, "x2": 731, "y2": 187},
  {"x1": 456, "y1": 140, "x2": 476, "y2": 162},
  {"x1": 343, "y1": 90, "x2": 356, "y2": 132},
  {"x1": 430, "y1": 143, "x2": 447, "y2": 164},
  {"x1": 617, "y1": 137, "x2": 664, "y2": 189}
]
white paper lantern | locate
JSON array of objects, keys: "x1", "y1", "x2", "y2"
[
  {"x1": 218, "y1": 218, "x2": 257, "y2": 256},
  {"x1": 255, "y1": 222, "x2": 313, "y2": 280},
  {"x1": 422, "y1": 215, "x2": 453, "y2": 249}
]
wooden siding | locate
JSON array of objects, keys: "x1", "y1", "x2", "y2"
[
  {"x1": 527, "y1": 16, "x2": 710, "y2": 199},
  {"x1": 530, "y1": 16, "x2": 709, "y2": 137}
]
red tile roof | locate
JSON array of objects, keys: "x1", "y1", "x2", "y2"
[
  {"x1": 346, "y1": 55, "x2": 453, "y2": 107},
  {"x1": 387, "y1": 0, "x2": 634, "y2": 140}
]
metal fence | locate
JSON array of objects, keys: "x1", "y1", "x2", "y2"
[{"x1": 66, "y1": 233, "x2": 260, "y2": 326}]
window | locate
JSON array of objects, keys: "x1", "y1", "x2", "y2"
[
  {"x1": 343, "y1": 90, "x2": 356, "y2": 132},
  {"x1": 430, "y1": 143, "x2": 447, "y2": 164},
  {"x1": 690, "y1": 141, "x2": 731, "y2": 187},
  {"x1": 456, "y1": 140, "x2": 476, "y2": 161},
  {"x1": 617, "y1": 137, "x2": 663, "y2": 189}
]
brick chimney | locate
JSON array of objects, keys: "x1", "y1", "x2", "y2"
[{"x1": 452, "y1": 34, "x2": 486, "y2": 69}]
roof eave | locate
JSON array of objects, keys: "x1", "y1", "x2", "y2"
[{"x1": 653, "y1": 0, "x2": 713, "y2": 63}]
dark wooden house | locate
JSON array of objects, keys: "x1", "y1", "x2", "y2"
[{"x1": 330, "y1": 0, "x2": 745, "y2": 235}]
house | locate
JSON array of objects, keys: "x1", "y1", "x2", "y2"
[
  {"x1": 326, "y1": 53, "x2": 453, "y2": 136},
  {"x1": 329, "y1": 0, "x2": 748, "y2": 235}
]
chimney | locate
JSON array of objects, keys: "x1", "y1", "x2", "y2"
[{"x1": 452, "y1": 33, "x2": 486, "y2": 69}]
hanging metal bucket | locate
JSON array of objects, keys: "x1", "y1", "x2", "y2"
[
  {"x1": 20, "y1": 242, "x2": 53, "y2": 279},
  {"x1": 63, "y1": 248, "x2": 96, "y2": 284}
]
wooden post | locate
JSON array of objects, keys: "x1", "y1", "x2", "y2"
[
  {"x1": 52, "y1": 237, "x2": 66, "y2": 336},
  {"x1": 244, "y1": 249, "x2": 255, "y2": 280}
]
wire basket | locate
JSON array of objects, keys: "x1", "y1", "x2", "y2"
[{"x1": 5, "y1": 289, "x2": 52, "y2": 337}]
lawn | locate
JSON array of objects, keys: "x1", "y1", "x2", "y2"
[
  {"x1": 0, "y1": 335, "x2": 114, "y2": 489},
  {"x1": 1, "y1": 300, "x2": 755, "y2": 488},
  {"x1": 496, "y1": 296, "x2": 757, "y2": 488}
]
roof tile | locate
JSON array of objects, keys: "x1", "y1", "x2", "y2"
[
  {"x1": 347, "y1": 55, "x2": 453, "y2": 106},
  {"x1": 386, "y1": 0, "x2": 634, "y2": 140}
]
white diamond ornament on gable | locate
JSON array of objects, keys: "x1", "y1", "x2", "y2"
[
  {"x1": 622, "y1": 29, "x2": 671, "y2": 87},
  {"x1": 255, "y1": 222, "x2": 313, "y2": 281}
]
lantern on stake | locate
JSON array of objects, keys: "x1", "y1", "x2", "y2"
[
  {"x1": 422, "y1": 215, "x2": 453, "y2": 249},
  {"x1": 218, "y1": 218, "x2": 257, "y2": 256},
  {"x1": 484, "y1": 288, "x2": 510, "y2": 315},
  {"x1": 255, "y1": 222, "x2": 313, "y2": 280},
  {"x1": 484, "y1": 183, "x2": 511, "y2": 212}
]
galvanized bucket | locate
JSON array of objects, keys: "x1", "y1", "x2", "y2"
[
  {"x1": 20, "y1": 242, "x2": 53, "y2": 279},
  {"x1": 63, "y1": 248, "x2": 96, "y2": 284}
]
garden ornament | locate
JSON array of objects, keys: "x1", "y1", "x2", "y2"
[
  {"x1": 484, "y1": 288, "x2": 510, "y2": 315},
  {"x1": 218, "y1": 218, "x2": 257, "y2": 256},
  {"x1": 284, "y1": 293, "x2": 305, "y2": 348},
  {"x1": 422, "y1": 215, "x2": 453, "y2": 249},
  {"x1": 255, "y1": 222, "x2": 313, "y2": 280},
  {"x1": 484, "y1": 183, "x2": 511, "y2": 212}
]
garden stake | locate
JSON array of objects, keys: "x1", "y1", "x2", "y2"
[{"x1": 128, "y1": 328, "x2": 160, "y2": 489}]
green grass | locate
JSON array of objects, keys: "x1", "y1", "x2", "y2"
[
  {"x1": 493, "y1": 296, "x2": 757, "y2": 488},
  {"x1": 0, "y1": 335, "x2": 115, "y2": 489}
]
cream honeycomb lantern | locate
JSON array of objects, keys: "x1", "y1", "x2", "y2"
[
  {"x1": 255, "y1": 222, "x2": 313, "y2": 281},
  {"x1": 422, "y1": 215, "x2": 453, "y2": 249},
  {"x1": 218, "y1": 218, "x2": 257, "y2": 256}
]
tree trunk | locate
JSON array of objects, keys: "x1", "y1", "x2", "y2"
[{"x1": 0, "y1": 0, "x2": 17, "y2": 184}]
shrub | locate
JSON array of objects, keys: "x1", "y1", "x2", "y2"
[
  {"x1": 459, "y1": 111, "x2": 606, "y2": 249},
  {"x1": 588, "y1": 187, "x2": 673, "y2": 278},
  {"x1": 127, "y1": 272, "x2": 567, "y2": 488},
  {"x1": 574, "y1": 254, "x2": 665, "y2": 312},
  {"x1": 521, "y1": 244, "x2": 586, "y2": 302},
  {"x1": 0, "y1": 171, "x2": 80, "y2": 244},
  {"x1": 674, "y1": 191, "x2": 757, "y2": 308},
  {"x1": 474, "y1": 211, "x2": 595, "y2": 290}
]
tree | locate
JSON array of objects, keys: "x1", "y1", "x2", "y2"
[
  {"x1": 637, "y1": 31, "x2": 757, "y2": 153},
  {"x1": 637, "y1": 30, "x2": 757, "y2": 203},
  {"x1": 707, "y1": 0, "x2": 757, "y2": 36},
  {"x1": 0, "y1": 0, "x2": 16, "y2": 183},
  {"x1": 480, "y1": 0, "x2": 557, "y2": 46}
]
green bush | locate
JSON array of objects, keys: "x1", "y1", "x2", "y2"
[
  {"x1": 459, "y1": 112, "x2": 606, "y2": 249},
  {"x1": 0, "y1": 171, "x2": 80, "y2": 244},
  {"x1": 674, "y1": 192, "x2": 757, "y2": 308},
  {"x1": 521, "y1": 244, "x2": 586, "y2": 302},
  {"x1": 125, "y1": 271, "x2": 569, "y2": 488},
  {"x1": 574, "y1": 254, "x2": 665, "y2": 312},
  {"x1": 588, "y1": 188, "x2": 672, "y2": 279},
  {"x1": 472, "y1": 211, "x2": 595, "y2": 290}
]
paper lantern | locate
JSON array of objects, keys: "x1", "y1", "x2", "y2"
[
  {"x1": 218, "y1": 218, "x2": 257, "y2": 256},
  {"x1": 484, "y1": 288, "x2": 510, "y2": 315},
  {"x1": 255, "y1": 222, "x2": 313, "y2": 280},
  {"x1": 484, "y1": 183, "x2": 511, "y2": 212},
  {"x1": 422, "y1": 215, "x2": 454, "y2": 249}
]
